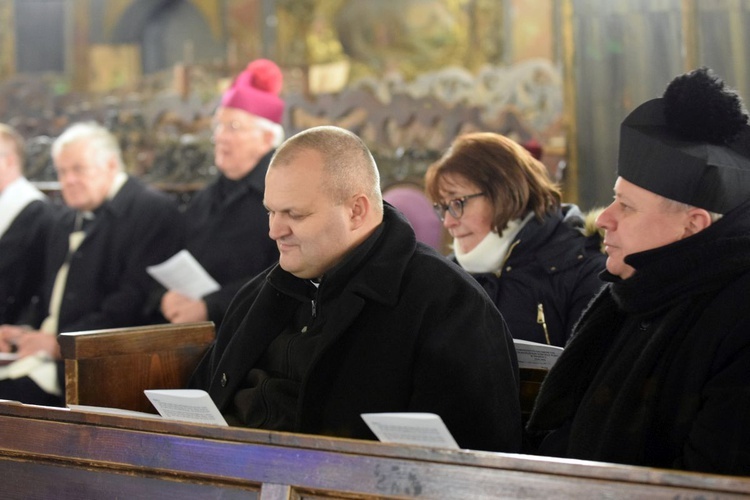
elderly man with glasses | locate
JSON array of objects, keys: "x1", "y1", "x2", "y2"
[{"x1": 158, "y1": 59, "x2": 281, "y2": 328}]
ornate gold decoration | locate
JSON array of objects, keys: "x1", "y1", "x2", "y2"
[{"x1": 0, "y1": 0, "x2": 14, "y2": 78}]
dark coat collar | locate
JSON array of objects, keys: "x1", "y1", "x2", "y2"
[
  {"x1": 266, "y1": 202, "x2": 415, "y2": 309},
  {"x1": 209, "y1": 150, "x2": 273, "y2": 209},
  {"x1": 608, "y1": 198, "x2": 750, "y2": 314}
]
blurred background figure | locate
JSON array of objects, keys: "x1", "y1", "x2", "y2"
[
  {"x1": 0, "y1": 123, "x2": 55, "y2": 325},
  {"x1": 383, "y1": 182, "x2": 444, "y2": 250},
  {"x1": 0, "y1": 121, "x2": 183, "y2": 406},
  {"x1": 159, "y1": 59, "x2": 282, "y2": 327},
  {"x1": 425, "y1": 132, "x2": 605, "y2": 346}
]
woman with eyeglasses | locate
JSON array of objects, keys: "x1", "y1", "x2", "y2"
[{"x1": 424, "y1": 132, "x2": 606, "y2": 347}]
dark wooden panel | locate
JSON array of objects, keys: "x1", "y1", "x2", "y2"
[
  {"x1": 58, "y1": 322, "x2": 215, "y2": 358},
  {"x1": 0, "y1": 458, "x2": 258, "y2": 500},
  {"x1": 0, "y1": 403, "x2": 748, "y2": 500},
  {"x1": 59, "y1": 322, "x2": 215, "y2": 413}
]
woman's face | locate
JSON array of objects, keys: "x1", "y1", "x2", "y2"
[{"x1": 435, "y1": 173, "x2": 495, "y2": 254}]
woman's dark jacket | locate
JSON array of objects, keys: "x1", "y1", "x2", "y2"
[
  {"x1": 527, "y1": 200, "x2": 750, "y2": 475},
  {"x1": 183, "y1": 151, "x2": 279, "y2": 326},
  {"x1": 190, "y1": 204, "x2": 522, "y2": 452},
  {"x1": 456, "y1": 205, "x2": 605, "y2": 346}
]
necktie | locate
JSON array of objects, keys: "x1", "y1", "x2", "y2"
[{"x1": 40, "y1": 212, "x2": 95, "y2": 334}]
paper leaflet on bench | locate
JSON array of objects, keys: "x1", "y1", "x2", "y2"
[
  {"x1": 145, "y1": 389, "x2": 228, "y2": 426},
  {"x1": 146, "y1": 249, "x2": 220, "y2": 300},
  {"x1": 361, "y1": 413, "x2": 459, "y2": 449},
  {"x1": 68, "y1": 389, "x2": 227, "y2": 426}
]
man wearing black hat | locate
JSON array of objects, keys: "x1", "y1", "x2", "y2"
[{"x1": 526, "y1": 67, "x2": 750, "y2": 475}]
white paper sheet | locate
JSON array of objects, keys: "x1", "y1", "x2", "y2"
[
  {"x1": 147, "y1": 250, "x2": 220, "y2": 300},
  {"x1": 513, "y1": 339, "x2": 563, "y2": 370},
  {"x1": 68, "y1": 404, "x2": 163, "y2": 419},
  {"x1": 361, "y1": 412, "x2": 459, "y2": 449},
  {"x1": 145, "y1": 389, "x2": 228, "y2": 426}
]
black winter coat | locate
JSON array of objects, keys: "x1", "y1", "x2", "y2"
[
  {"x1": 456, "y1": 206, "x2": 605, "y2": 346},
  {"x1": 183, "y1": 151, "x2": 279, "y2": 325},
  {"x1": 527, "y1": 200, "x2": 750, "y2": 475},
  {"x1": 0, "y1": 198, "x2": 55, "y2": 324},
  {"x1": 190, "y1": 204, "x2": 522, "y2": 452},
  {"x1": 36, "y1": 176, "x2": 184, "y2": 332}
]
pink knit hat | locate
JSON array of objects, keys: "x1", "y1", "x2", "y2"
[{"x1": 220, "y1": 59, "x2": 285, "y2": 124}]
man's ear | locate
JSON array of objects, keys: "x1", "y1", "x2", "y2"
[
  {"x1": 349, "y1": 193, "x2": 371, "y2": 229},
  {"x1": 105, "y1": 153, "x2": 120, "y2": 174},
  {"x1": 684, "y1": 208, "x2": 713, "y2": 236},
  {"x1": 261, "y1": 128, "x2": 275, "y2": 147}
]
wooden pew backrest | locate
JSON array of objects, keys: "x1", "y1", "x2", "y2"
[
  {"x1": 59, "y1": 322, "x2": 215, "y2": 413},
  {"x1": 2, "y1": 402, "x2": 750, "y2": 499}
]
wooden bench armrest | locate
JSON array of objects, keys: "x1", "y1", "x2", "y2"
[{"x1": 59, "y1": 322, "x2": 215, "y2": 413}]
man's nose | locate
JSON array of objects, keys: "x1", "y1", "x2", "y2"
[{"x1": 268, "y1": 214, "x2": 286, "y2": 240}]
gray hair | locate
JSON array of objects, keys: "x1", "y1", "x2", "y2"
[
  {"x1": 51, "y1": 121, "x2": 125, "y2": 172},
  {"x1": 270, "y1": 125, "x2": 383, "y2": 213},
  {"x1": 661, "y1": 197, "x2": 723, "y2": 223},
  {"x1": 254, "y1": 115, "x2": 285, "y2": 147}
]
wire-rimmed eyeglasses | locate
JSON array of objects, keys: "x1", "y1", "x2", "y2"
[
  {"x1": 432, "y1": 192, "x2": 486, "y2": 221},
  {"x1": 211, "y1": 120, "x2": 250, "y2": 134}
]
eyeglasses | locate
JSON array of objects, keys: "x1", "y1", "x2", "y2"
[
  {"x1": 433, "y1": 192, "x2": 486, "y2": 221},
  {"x1": 55, "y1": 164, "x2": 99, "y2": 179},
  {"x1": 211, "y1": 120, "x2": 252, "y2": 135}
]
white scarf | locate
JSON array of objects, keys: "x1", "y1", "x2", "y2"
[
  {"x1": 0, "y1": 177, "x2": 45, "y2": 239},
  {"x1": 455, "y1": 212, "x2": 534, "y2": 273}
]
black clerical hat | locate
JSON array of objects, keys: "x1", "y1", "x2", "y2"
[{"x1": 618, "y1": 67, "x2": 750, "y2": 214}]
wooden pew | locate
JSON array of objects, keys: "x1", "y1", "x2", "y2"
[
  {"x1": 59, "y1": 322, "x2": 549, "y2": 421},
  {"x1": 58, "y1": 321, "x2": 215, "y2": 413},
  {"x1": 46, "y1": 323, "x2": 750, "y2": 497},
  {"x1": 0, "y1": 401, "x2": 748, "y2": 499}
]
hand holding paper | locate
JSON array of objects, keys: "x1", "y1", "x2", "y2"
[{"x1": 147, "y1": 250, "x2": 220, "y2": 300}]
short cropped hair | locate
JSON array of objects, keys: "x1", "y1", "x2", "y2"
[
  {"x1": 661, "y1": 197, "x2": 723, "y2": 223},
  {"x1": 52, "y1": 121, "x2": 125, "y2": 172},
  {"x1": 425, "y1": 132, "x2": 561, "y2": 233},
  {"x1": 270, "y1": 125, "x2": 383, "y2": 214}
]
